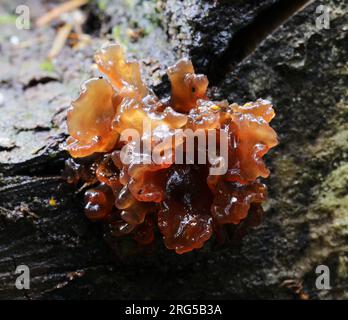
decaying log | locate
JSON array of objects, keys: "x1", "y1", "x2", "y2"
[{"x1": 0, "y1": 0, "x2": 347, "y2": 299}]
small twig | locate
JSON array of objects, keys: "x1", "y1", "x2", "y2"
[
  {"x1": 48, "y1": 23, "x2": 73, "y2": 58},
  {"x1": 36, "y1": 0, "x2": 88, "y2": 27},
  {"x1": 0, "y1": 206, "x2": 12, "y2": 217},
  {"x1": 0, "y1": 205, "x2": 39, "y2": 220}
]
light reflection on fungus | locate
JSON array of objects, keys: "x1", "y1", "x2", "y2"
[{"x1": 64, "y1": 43, "x2": 278, "y2": 254}]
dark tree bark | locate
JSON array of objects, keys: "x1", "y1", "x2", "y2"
[{"x1": 0, "y1": 0, "x2": 347, "y2": 299}]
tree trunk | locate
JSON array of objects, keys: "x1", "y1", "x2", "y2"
[{"x1": 0, "y1": 0, "x2": 347, "y2": 299}]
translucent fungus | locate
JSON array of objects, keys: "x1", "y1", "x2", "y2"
[{"x1": 65, "y1": 43, "x2": 278, "y2": 254}]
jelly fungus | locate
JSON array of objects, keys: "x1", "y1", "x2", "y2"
[{"x1": 64, "y1": 43, "x2": 278, "y2": 254}]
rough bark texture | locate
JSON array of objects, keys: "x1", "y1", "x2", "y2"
[{"x1": 0, "y1": 0, "x2": 347, "y2": 299}]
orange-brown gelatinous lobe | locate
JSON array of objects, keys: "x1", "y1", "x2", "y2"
[
  {"x1": 107, "y1": 215, "x2": 136, "y2": 237},
  {"x1": 167, "y1": 59, "x2": 208, "y2": 113},
  {"x1": 94, "y1": 43, "x2": 148, "y2": 98},
  {"x1": 229, "y1": 107, "x2": 278, "y2": 182},
  {"x1": 66, "y1": 78, "x2": 118, "y2": 158},
  {"x1": 65, "y1": 42, "x2": 279, "y2": 254},
  {"x1": 112, "y1": 99, "x2": 187, "y2": 136},
  {"x1": 211, "y1": 180, "x2": 267, "y2": 225},
  {"x1": 111, "y1": 149, "x2": 169, "y2": 204},
  {"x1": 133, "y1": 215, "x2": 155, "y2": 245},
  {"x1": 95, "y1": 154, "x2": 122, "y2": 193},
  {"x1": 232, "y1": 99, "x2": 275, "y2": 122},
  {"x1": 158, "y1": 165, "x2": 213, "y2": 254},
  {"x1": 84, "y1": 184, "x2": 115, "y2": 221}
]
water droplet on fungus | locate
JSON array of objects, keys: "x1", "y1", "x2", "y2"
[{"x1": 64, "y1": 43, "x2": 278, "y2": 254}]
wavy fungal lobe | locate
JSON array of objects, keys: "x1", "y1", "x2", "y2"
[{"x1": 64, "y1": 43, "x2": 278, "y2": 254}]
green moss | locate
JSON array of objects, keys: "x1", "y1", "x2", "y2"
[
  {"x1": 112, "y1": 26, "x2": 128, "y2": 46},
  {"x1": 312, "y1": 164, "x2": 348, "y2": 235},
  {"x1": 320, "y1": 164, "x2": 348, "y2": 196},
  {"x1": 0, "y1": 14, "x2": 16, "y2": 25},
  {"x1": 273, "y1": 155, "x2": 300, "y2": 187},
  {"x1": 97, "y1": 0, "x2": 107, "y2": 11},
  {"x1": 338, "y1": 255, "x2": 348, "y2": 278},
  {"x1": 124, "y1": 0, "x2": 135, "y2": 9},
  {"x1": 40, "y1": 59, "x2": 55, "y2": 73},
  {"x1": 310, "y1": 102, "x2": 348, "y2": 165}
]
